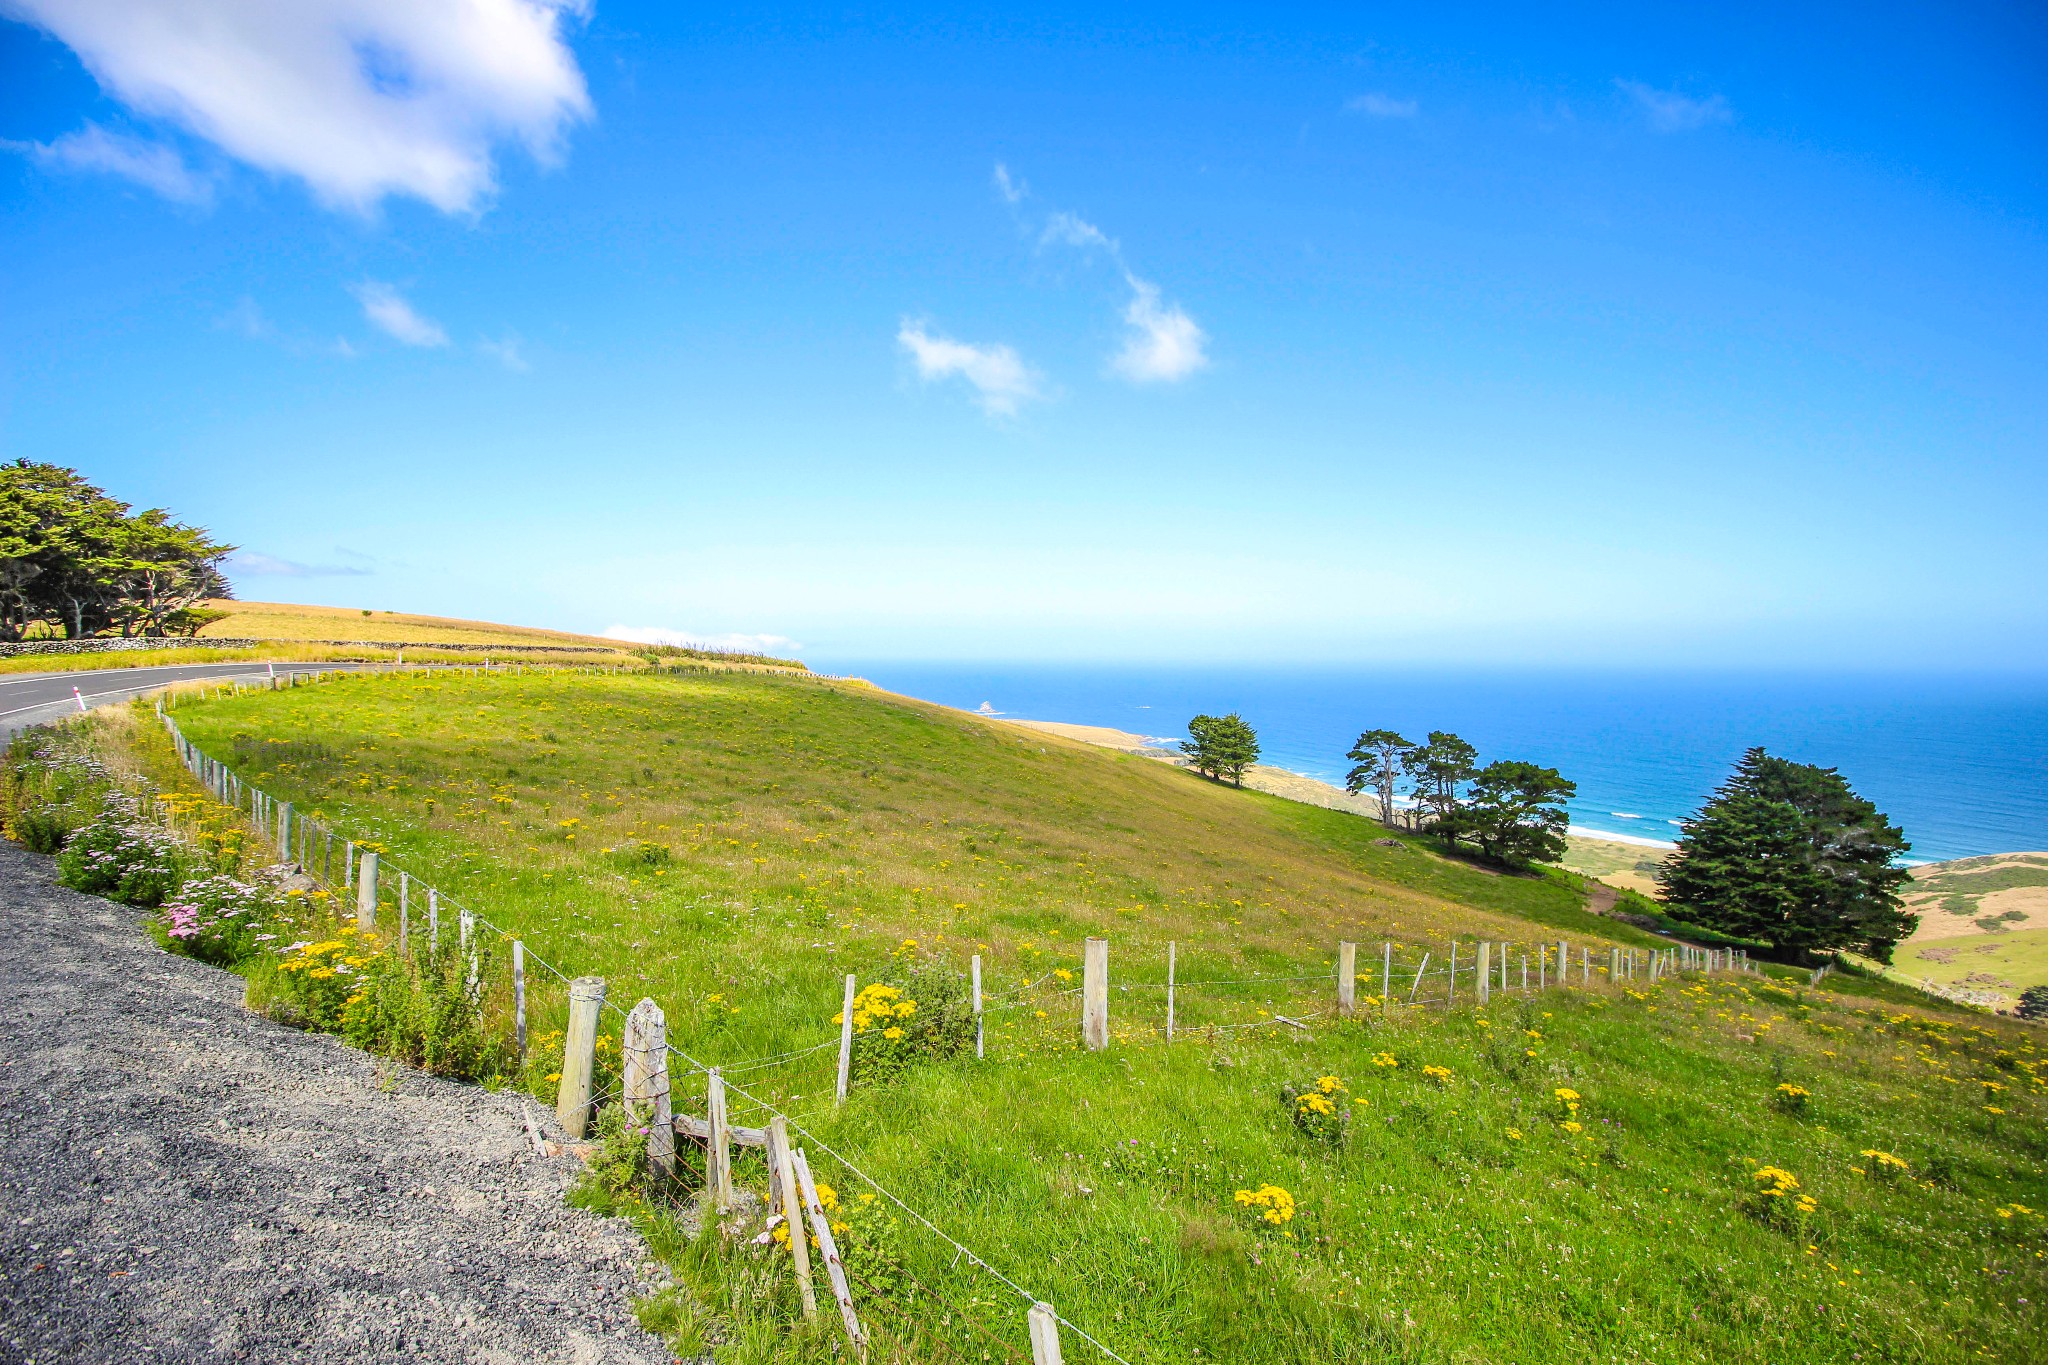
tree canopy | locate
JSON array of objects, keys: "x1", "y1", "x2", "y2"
[
  {"x1": 1401, "y1": 731, "x2": 1479, "y2": 837},
  {"x1": 1344, "y1": 728, "x2": 1413, "y2": 827},
  {"x1": 1462, "y1": 759, "x2": 1576, "y2": 865},
  {"x1": 1658, "y1": 747, "x2": 1914, "y2": 961},
  {"x1": 1183, "y1": 713, "x2": 1260, "y2": 787},
  {"x1": 0, "y1": 461, "x2": 233, "y2": 640}
]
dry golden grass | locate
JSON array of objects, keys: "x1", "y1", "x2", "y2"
[{"x1": 195, "y1": 598, "x2": 630, "y2": 650}]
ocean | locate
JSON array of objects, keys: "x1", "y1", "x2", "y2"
[{"x1": 816, "y1": 664, "x2": 2048, "y2": 864}]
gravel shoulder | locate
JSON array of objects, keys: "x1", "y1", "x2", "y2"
[{"x1": 0, "y1": 839, "x2": 674, "y2": 1364}]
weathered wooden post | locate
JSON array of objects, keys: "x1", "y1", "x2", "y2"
[
  {"x1": 971, "y1": 954, "x2": 984, "y2": 1060},
  {"x1": 1165, "y1": 941, "x2": 1176, "y2": 1042},
  {"x1": 459, "y1": 903, "x2": 476, "y2": 998},
  {"x1": 277, "y1": 801, "x2": 292, "y2": 859},
  {"x1": 1409, "y1": 951, "x2": 1430, "y2": 1005},
  {"x1": 1558, "y1": 940, "x2": 1569, "y2": 987},
  {"x1": 557, "y1": 976, "x2": 607, "y2": 1139},
  {"x1": 512, "y1": 941, "x2": 527, "y2": 1059},
  {"x1": 356, "y1": 850, "x2": 378, "y2": 930},
  {"x1": 1521, "y1": 953, "x2": 1529, "y2": 992},
  {"x1": 1381, "y1": 941, "x2": 1392, "y2": 1012},
  {"x1": 428, "y1": 889, "x2": 440, "y2": 956},
  {"x1": 1082, "y1": 937, "x2": 1109, "y2": 1051},
  {"x1": 344, "y1": 839, "x2": 355, "y2": 890},
  {"x1": 835, "y1": 974, "x2": 856, "y2": 1106},
  {"x1": 1476, "y1": 941, "x2": 1490, "y2": 1004},
  {"x1": 622, "y1": 999, "x2": 676, "y2": 1186},
  {"x1": 1029, "y1": 1302, "x2": 1065, "y2": 1365},
  {"x1": 1448, "y1": 942, "x2": 1458, "y2": 1004},
  {"x1": 766, "y1": 1116, "x2": 817, "y2": 1318},
  {"x1": 1336, "y1": 941, "x2": 1357, "y2": 1016},
  {"x1": 791, "y1": 1148, "x2": 864, "y2": 1354},
  {"x1": 707, "y1": 1067, "x2": 733, "y2": 1211}
]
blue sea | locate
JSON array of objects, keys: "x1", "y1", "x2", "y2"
[{"x1": 816, "y1": 665, "x2": 2048, "y2": 864}]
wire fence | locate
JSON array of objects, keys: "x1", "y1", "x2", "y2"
[{"x1": 143, "y1": 668, "x2": 1754, "y2": 1365}]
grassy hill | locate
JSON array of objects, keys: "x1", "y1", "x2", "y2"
[
  {"x1": 136, "y1": 668, "x2": 2048, "y2": 1364},
  {"x1": 194, "y1": 598, "x2": 632, "y2": 649}
]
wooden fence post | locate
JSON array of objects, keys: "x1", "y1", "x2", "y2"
[
  {"x1": 278, "y1": 801, "x2": 292, "y2": 859},
  {"x1": 622, "y1": 998, "x2": 676, "y2": 1186},
  {"x1": 1165, "y1": 942, "x2": 1176, "y2": 1042},
  {"x1": 513, "y1": 941, "x2": 527, "y2": 1059},
  {"x1": 971, "y1": 954, "x2": 984, "y2": 1060},
  {"x1": 356, "y1": 850, "x2": 378, "y2": 930},
  {"x1": 1381, "y1": 942, "x2": 1392, "y2": 1012},
  {"x1": 791, "y1": 1148, "x2": 865, "y2": 1355},
  {"x1": 767, "y1": 1116, "x2": 818, "y2": 1318},
  {"x1": 1409, "y1": 951, "x2": 1430, "y2": 1004},
  {"x1": 344, "y1": 840, "x2": 354, "y2": 889},
  {"x1": 1029, "y1": 1301, "x2": 1065, "y2": 1365},
  {"x1": 707, "y1": 1067, "x2": 732, "y2": 1211},
  {"x1": 557, "y1": 975, "x2": 607, "y2": 1139},
  {"x1": 428, "y1": 889, "x2": 440, "y2": 955},
  {"x1": 1447, "y1": 943, "x2": 1458, "y2": 1004},
  {"x1": 1336, "y1": 941, "x2": 1357, "y2": 1016},
  {"x1": 1476, "y1": 942, "x2": 1491, "y2": 1004},
  {"x1": 1082, "y1": 937, "x2": 1109, "y2": 1051},
  {"x1": 836, "y1": 974, "x2": 856, "y2": 1105}
]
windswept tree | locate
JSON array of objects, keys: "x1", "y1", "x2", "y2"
[
  {"x1": 1659, "y1": 747, "x2": 1915, "y2": 961},
  {"x1": 1345, "y1": 729, "x2": 1413, "y2": 827},
  {"x1": 1183, "y1": 712, "x2": 1260, "y2": 788},
  {"x1": 1463, "y1": 760, "x2": 1575, "y2": 865},
  {"x1": 1402, "y1": 731, "x2": 1478, "y2": 842},
  {"x1": 0, "y1": 461, "x2": 232, "y2": 640}
]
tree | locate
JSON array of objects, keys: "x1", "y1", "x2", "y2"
[
  {"x1": 1183, "y1": 713, "x2": 1260, "y2": 787},
  {"x1": 1463, "y1": 760, "x2": 1576, "y2": 865},
  {"x1": 0, "y1": 461, "x2": 233, "y2": 640},
  {"x1": 1659, "y1": 747, "x2": 1914, "y2": 961},
  {"x1": 2017, "y1": 985, "x2": 2048, "y2": 1021},
  {"x1": 1345, "y1": 729, "x2": 1413, "y2": 827},
  {"x1": 1401, "y1": 731, "x2": 1478, "y2": 842}
]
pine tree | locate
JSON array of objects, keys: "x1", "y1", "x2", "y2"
[
  {"x1": 1345, "y1": 729, "x2": 1413, "y2": 827},
  {"x1": 1659, "y1": 747, "x2": 1914, "y2": 960},
  {"x1": 1182, "y1": 713, "x2": 1260, "y2": 788}
]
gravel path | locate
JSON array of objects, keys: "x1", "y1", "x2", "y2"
[{"x1": 0, "y1": 840, "x2": 676, "y2": 1364}]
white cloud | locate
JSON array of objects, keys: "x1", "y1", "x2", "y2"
[
  {"x1": 1616, "y1": 80, "x2": 1732, "y2": 133},
  {"x1": 897, "y1": 320, "x2": 1043, "y2": 416},
  {"x1": 603, "y1": 625, "x2": 802, "y2": 655},
  {"x1": 226, "y1": 550, "x2": 373, "y2": 577},
  {"x1": 3, "y1": 121, "x2": 214, "y2": 202},
  {"x1": 351, "y1": 280, "x2": 448, "y2": 347},
  {"x1": 1344, "y1": 92, "x2": 1418, "y2": 119},
  {"x1": 1040, "y1": 210, "x2": 1114, "y2": 252},
  {"x1": 478, "y1": 333, "x2": 530, "y2": 371},
  {"x1": 992, "y1": 161, "x2": 1027, "y2": 204},
  {"x1": 1112, "y1": 275, "x2": 1208, "y2": 383},
  {"x1": 2, "y1": 0, "x2": 591, "y2": 214}
]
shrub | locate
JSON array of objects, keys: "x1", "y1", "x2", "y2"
[
  {"x1": 9, "y1": 803, "x2": 70, "y2": 854},
  {"x1": 1770, "y1": 1083, "x2": 1811, "y2": 1115},
  {"x1": 157, "y1": 873, "x2": 273, "y2": 967},
  {"x1": 257, "y1": 927, "x2": 381, "y2": 1031},
  {"x1": 56, "y1": 796, "x2": 183, "y2": 907},
  {"x1": 1233, "y1": 1184, "x2": 1296, "y2": 1229},
  {"x1": 341, "y1": 934, "x2": 504, "y2": 1080},
  {"x1": 2017, "y1": 985, "x2": 2048, "y2": 1021},
  {"x1": 1745, "y1": 1165, "x2": 1818, "y2": 1233},
  {"x1": 834, "y1": 961, "x2": 976, "y2": 1084},
  {"x1": 1857, "y1": 1150, "x2": 1910, "y2": 1183}
]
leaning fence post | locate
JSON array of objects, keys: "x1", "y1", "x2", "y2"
[
  {"x1": 1082, "y1": 937, "x2": 1109, "y2": 1051},
  {"x1": 971, "y1": 954, "x2": 984, "y2": 1060},
  {"x1": 707, "y1": 1067, "x2": 732, "y2": 1210},
  {"x1": 1337, "y1": 941, "x2": 1357, "y2": 1016},
  {"x1": 835, "y1": 974, "x2": 857, "y2": 1105},
  {"x1": 512, "y1": 941, "x2": 527, "y2": 1059},
  {"x1": 1029, "y1": 1301, "x2": 1065, "y2": 1365},
  {"x1": 791, "y1": 1148, "x2": 865, "y2": 1355},
  {"x1": 767, "y1": 1116, "x2": 818, "y2": 1318},
  {"x1": 557, "y1": 975, "x2": 607, "y2": 1139},
  {"x1": 1409, "y1": 951, "x2": 1430, "y2": 1004},
  {"x1": 356, "y1": 850, "x2": 378, "y2": 930},
  {"x1": 622, "y1": 999, "x2": 676, "y2": 1186}
]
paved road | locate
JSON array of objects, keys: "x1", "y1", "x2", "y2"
[
  {"x1": 0, "y1": 663, "x2": 359, "y2": 740},
  {"x1": 0, "y1": 838, "x2": 675, "y2": 1363}
]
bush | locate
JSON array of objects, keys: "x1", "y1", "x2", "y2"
[
  {"x1": 55, "y1": 796, "x2": 183, "y2": 907},
  {"x1": 157, "y1": 873, "x2": 274, "y2": 967},
  {"x1": 9, "y1": 804, "x2": 70, "y2": 854},
  {"x1": 2017, "y1": 985, "x2": 2048, "y2": 1021},
  {"x1": 341, "y1": 935, "x2": 504, "y2": 1080},
  {"x1": 1281, "y1": 1075, "x2": 1352, "y2": 1147},
  {"x1": 836, "y1": 961, "x2": 977, "y2": 1084}
]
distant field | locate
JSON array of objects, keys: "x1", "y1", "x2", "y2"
[
  {"x1": 194, "y1": 599, "x2": 630, "y2": 649},
  {"x1": 1898, "y1": 928, "x2": 2048, "y2": 1003},
  {"x1": 1559, "y1": 834, "x2": 1670, "y2": 896}
]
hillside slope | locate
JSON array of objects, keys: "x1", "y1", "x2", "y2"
[
  {"x1": 195, "y1": 598, "x2": 630, "y2": 649},
  {"x1": 146, "y1": 667, "x2": 2047, "y2": 1365}
]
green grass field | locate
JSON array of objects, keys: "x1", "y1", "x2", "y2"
[{"x1": 144, "y1": 668, "x2": 2047, "y2": 1365}]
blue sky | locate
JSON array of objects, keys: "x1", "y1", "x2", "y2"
[{"x1": 2, "y1": 3, "x2": 2045, "y2": 668}]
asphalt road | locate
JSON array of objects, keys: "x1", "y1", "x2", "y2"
[{"x1": 0, "y1": 662, "x2": 361, "y2": 740}]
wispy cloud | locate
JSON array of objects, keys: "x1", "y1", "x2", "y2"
[
  {"x1": 478, "y1": 334, "x2": 530, "y2": 371},
  {"x1": 351, "y1": 281, "x2": 448, "y2": 348},
  {"x1": 217, "y1": 296, "x2": 356, "y2": 357},
  {"x1": 897, "y1": 320, "x2": 1043, "y2": 417},
  {"x1": 1344, "y1": 92, "x2": 1418, "y2": 119},
  {"x1": 226, "y1": 551, "x2": 373, "y2": 578},
  {"x1": 604, "y1": 625, "x2": 802, "y2": 654},
  {"x1": 1616, "y1": 80, "x2": 1732, "y2": 132},
  {"x1": 2, "y1": 122, "x2": 213, "y2": 203},
  {"x1": 1113, "y1": 275, "x2": 1208, "y2": 383},
  {"x1": 3, "y1": 0, "x2": 591, "y2": 214},
  {"x1": 993, "y1": 162, "x2": 1027, "y2": 204},
  {"x1": 1021, "y1": 178, "x2": 1210, "y2": 385}
]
